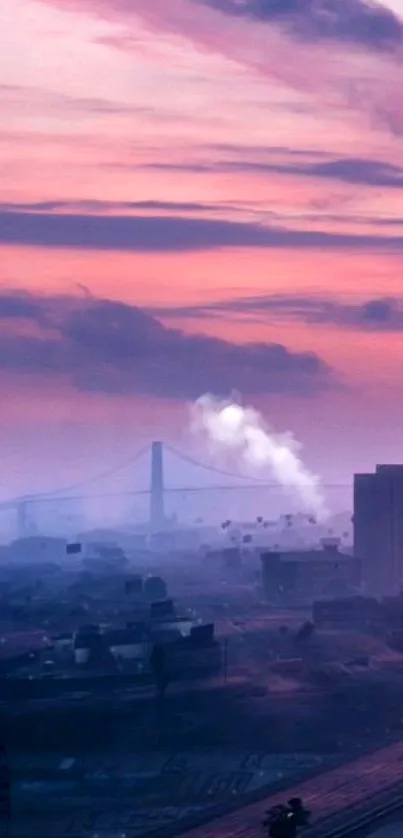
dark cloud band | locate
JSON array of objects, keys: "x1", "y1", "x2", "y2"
[
  {"x1": 201, "y1": 0, "x2": 403, "y2": 52},
  {"x1": 0, "y1": 290, "x2": 335, "y2": 399},
  {"x1": 1, "y1": 210, "x2": 403, "y2": 252}
]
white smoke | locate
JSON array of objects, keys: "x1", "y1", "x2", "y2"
[{"x1": 191, "y1": 394, "x2": 329, "y2": 522}]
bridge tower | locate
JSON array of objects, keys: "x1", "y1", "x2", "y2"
[{"x1": 150, "y1": 441, "x2": 165, "y2": 532}]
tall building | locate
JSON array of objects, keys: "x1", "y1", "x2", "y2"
[{"x1": 354, "y1": 465, "x2": 403, "y2": 594}]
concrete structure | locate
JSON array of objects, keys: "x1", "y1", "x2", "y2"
[
  {"x1": 354, "y1": 465, "x2": 403, "y2": 594},
  {"x1": 51, "y1": 633, "x2": 74, "y2": 657},
  {"x1": 104, "y1": 628, "x2": 148, "y2": 664},
  {"x1": 261, "y1": 541, "x2": 360, "y2": 604},
  {"x1": 73, "y1": 626, "x2": 101, "y2": 666},
  {"x1": 150, "y1": 441, "x2": 165, "y2": 532},
  {"x1": 73, "y1": 635, "x2": 91, "y2": 666},
  {"x1": 151, "y1": 616, "x2": 195, "y2": 640}
]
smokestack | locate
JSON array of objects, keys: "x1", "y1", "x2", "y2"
[{"x1": 150, "y1": 441, "x2": 164, "y2": 532}]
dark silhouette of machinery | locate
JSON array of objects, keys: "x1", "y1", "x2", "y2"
[{"x1": 263, "y1": 798, "x2": 311, "y2": 838}]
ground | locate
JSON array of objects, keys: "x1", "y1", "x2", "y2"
[{"x1": 6, "y1": 571, "x2": 403, "y2": 837}]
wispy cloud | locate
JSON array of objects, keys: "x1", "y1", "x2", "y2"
[
  {"x1": 3, "y1": 197, "x2": 401, "y2": 231},
  {"x1": 0, "y1": 199, "x2": 224, "y2": 215},
  {"x1": 208, "y1": 143, "x2": 332, "y2": 159},
  {"x1": 138, "y1": 155, "x2": 403, "y2": 188},
  {"x1": 45, "y1": 0, "x2": 403, "y2": 133},
  {"x1": 0, "y1": 290, "x2": 334, "y2": 399},
  {"x1": 1, "y1": 209, "x2": 403, "y2": 252},
  {"x1": 0, "y1": 82, "x2": 154, "y2": 117},
  {"x1": 155, "y1": 293, "x2": 403, "y2": 331},
  {"x1": 202, "y1": 0, "x2": 403, "y2": 53}
]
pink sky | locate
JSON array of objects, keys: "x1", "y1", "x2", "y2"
[{"x1": 1, "y1": 0, "x2": 403, "y2": 507}]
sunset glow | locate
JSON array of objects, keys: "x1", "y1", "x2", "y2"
[{"x1": 2, "y1": 0, "x2": 403, "y2": 498}]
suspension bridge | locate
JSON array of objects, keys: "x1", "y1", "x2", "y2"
[{"x1": 0, "y1": 442, "x2": 349, "y2": 537}]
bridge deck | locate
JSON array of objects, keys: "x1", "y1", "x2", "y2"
[{"x1": 180, "y1": 739, "x2": 403, "y2": 838}]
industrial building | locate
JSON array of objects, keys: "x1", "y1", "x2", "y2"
[
  {"x1": 261, "y1": 539, "x2": 361, "y2": 605},
  {"x1": 354, "y1": 464, "x2": 403, "y2": 594}
]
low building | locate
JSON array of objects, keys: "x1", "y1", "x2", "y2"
[
  {"x1": 73, "y1": 625, "x2": 101, "y2": 666},
  {"x1": 261, "y1": 539, "x2": 361, "y2": 605},
  {"x1": 73, "y1": 634, "x2": 93, "y2": 666},
  {"x1": 51, "y1": 633, "x2": 74, "y2": 657},
  {"x1": 104, "y1": 627, "x2": 149, "y2": 664},
  {"x1": 163, "y1": 624, "x2": 221, "y2": 679}
]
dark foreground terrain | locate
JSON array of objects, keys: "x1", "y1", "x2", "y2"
[{"x1": 5, "y1": 665, "x2": 403, "y2": 838}]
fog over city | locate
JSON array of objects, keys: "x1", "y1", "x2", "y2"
[{"x1": 3, "y1": 0, "x2": 403, "y2": 836}]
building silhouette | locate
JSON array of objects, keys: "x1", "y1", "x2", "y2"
[
  {"x1": 354, "y1": 465, "x2": 403, "y2": 594},
  {"x1": 261, "y1": 540, "x2": 360, "y2": 605}
]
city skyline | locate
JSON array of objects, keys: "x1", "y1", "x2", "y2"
[{"x1": 1, "y1": 0, "x2": 403, "y2": 499}]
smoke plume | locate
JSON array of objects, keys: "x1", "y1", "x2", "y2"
[{"x1": 191, "y1": 394, "x2": 329, "y2": 520}]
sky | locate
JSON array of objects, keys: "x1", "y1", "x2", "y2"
[{"x1": 1, "y1": 0, "x2": 403, "y2": 510}]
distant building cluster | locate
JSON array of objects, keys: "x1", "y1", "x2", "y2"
[
  {"x1": 259, "y1": 461, "x2": 403, "y2": 603},
  {"x1": 0, "y1": 551, "x2": 221, "y2": 697}
]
